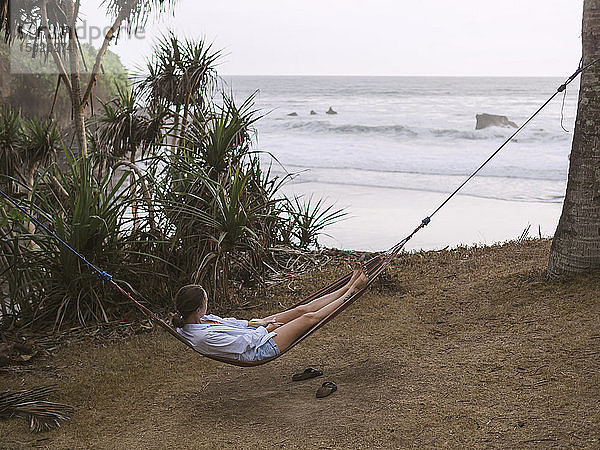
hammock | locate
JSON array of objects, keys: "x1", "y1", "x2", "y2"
[
  {"x1": 0, "y1": 60, "x2": 595, "y2": 367},
  {"x1": 110, "y1": 226, "x2": 423, "y2": 367}
]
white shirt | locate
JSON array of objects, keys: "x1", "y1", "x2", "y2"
[{"x1": 177, "y1": 314, "x2": 276, "y2": 362}]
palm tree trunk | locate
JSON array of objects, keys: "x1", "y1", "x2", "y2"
[
  {"x1": 66, "y1": 1, "x2": 88, "y2": 158},
  {"x1": 129, "y1": 149, "x2": 138, "y2": 232},
  {"x1": 547, "y1": 0, "x2": 600, "y2": 278},
  {"x1": 25, "y1": 166, "x2": 38, "y2": 248},
  {"x1": 172, "y1": 104, "x2": 181, "y2": 150}
]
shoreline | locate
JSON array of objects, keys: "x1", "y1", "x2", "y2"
[{"x1": 282, "y1": 181, "x2": 563, "y2": 252}]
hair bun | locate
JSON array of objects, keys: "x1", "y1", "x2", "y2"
[{"x1": 172, "y1": 314, "x2": 185, "y2": 328}]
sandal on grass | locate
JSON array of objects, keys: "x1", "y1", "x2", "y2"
[
  {"x1": 316, "y1": 381, "x2": 337, "y2": 398},
  {"x1": 292, "y1": 367, "x2": 323, "y2": 382}
]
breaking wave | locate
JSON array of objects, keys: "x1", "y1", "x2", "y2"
[{"x1": 276, "y1": 120, "x2": 570, "y2": 143}]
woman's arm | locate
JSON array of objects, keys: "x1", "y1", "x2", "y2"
[
  {"x1": 248, "y1": 318, "x2": 283, "y2": 328},
  {"x1": 218, "y1": 316, "x2": 249, "y2": 328}
]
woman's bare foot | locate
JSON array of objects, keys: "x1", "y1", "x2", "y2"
[
  {"x1": 349, "y1": 270, "x2": 369, "y2": 293},
  {"x1": 348, "y1": 264, "x2": 362, "y2": 285}
]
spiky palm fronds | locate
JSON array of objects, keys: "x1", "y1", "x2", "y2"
[
  {"x1": 135, "y1": 31, "x2": 220, "y2": 121},
  {"x1": 0, "y1": 109, "x2": 60, "y2": 191},
  {"x1": 92, "y1": 83, "x2": 165, "y2": 162},
  {"x1": 183, "y1": 91, "x2": 262, "y2": 175},
  {"x1": 0, "y1": 386, "x2": 74, "y2": 433},
  {"x1": 1, "y1": 0, "x2": 68, "y2": 48},
  {"x1": 286, "y1": 195, "x2": 348, "y2": 249},
  {"x1": 103, "y1": 0, "x2": 180, "y2": 36},
  {"x1": 31, "y1": 154, "x2": 141, "y2": 327},
  {"x1": 139, "y1": 32, "x2": 185, "y2": 108},
  {"x1": 22, "y1": 118, "x2": 61, "y2": 173}
]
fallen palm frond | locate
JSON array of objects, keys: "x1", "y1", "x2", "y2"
[{"x1": 0, "y1": 386, "x2": 74, "y2": 432}]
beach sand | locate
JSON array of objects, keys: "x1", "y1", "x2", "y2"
[{"x1": 283, "y1": 181, "x2": 563, "y2": 251}]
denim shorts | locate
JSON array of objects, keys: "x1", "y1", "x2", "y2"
[{"x1": 254, "y1": 337, "x2": 280, "y2": 361}]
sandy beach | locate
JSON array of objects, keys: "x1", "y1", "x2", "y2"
[{"x1": 283, "y1": 181, "x2": 563, "y2": 252}]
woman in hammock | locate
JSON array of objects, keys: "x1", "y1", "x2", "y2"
[{"x1": 173, "y1": 266, "x2": 368, "y2": 362}]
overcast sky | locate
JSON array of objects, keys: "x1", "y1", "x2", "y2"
[{"x1": 80, "y1": 0, "x2": 584, "y2": 76}]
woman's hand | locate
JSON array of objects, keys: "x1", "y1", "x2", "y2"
[
  {"x1": 249, "y1": 318, "x2": 283, "y2": 328},
  {"x1": 264, "y1": 318, "x2": 283, "y2": 327}
]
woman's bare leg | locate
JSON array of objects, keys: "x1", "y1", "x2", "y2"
[
  {"x1": 272, "y1": 271, "x2": 368, "y2": 352},
  {"x1": 262, "y1": 265, "x2": 362, "y2": 325}
]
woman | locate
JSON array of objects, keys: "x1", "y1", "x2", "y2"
[{"x1": 173, "y1": 266, "x2": 368, "y2": 362}]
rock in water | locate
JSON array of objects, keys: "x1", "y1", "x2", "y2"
[
  {"x1": 287, "y1": 112, "x2": 298, "y2": 116},
  {"x1": 476, "y1": 113, "x2": 518, "y2": 129},
  {"x1": 326, "y1": 107, "x2": 337, "y2": 115},
  {"x1": 310, "y1": 110, "x2": 317, "y2": 115}
]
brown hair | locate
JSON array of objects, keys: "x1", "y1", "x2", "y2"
[{"x1": 172, "y1": 284, "x2": 207, "y2": 328}]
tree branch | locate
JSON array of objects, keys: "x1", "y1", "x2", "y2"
[
  {"x1": 48, "y1": 175, "x2": 70, "y2": 202},
  {"x1": 39, "y1": 0, "x2": 73, "y2": 95},
  {"x1": 81, "y1": 0, "x2": 140, "y2": 106},
  {"x1": 113, "y1": 159, "x2": 157, "y2": 232}
]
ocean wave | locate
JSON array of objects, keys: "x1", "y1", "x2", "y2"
[
  {"x1": 284, "y1": 176, "x2": 565, "y2": 204},
  {"x1": 272, "y1": 166, "x2": 566, "y2": 204},
  {"x1": 276, "y1": 163, "x2": 567, "y2": 183},
  {"x1": 274, "y1": 120, "x2": 570, "y2": 143},
  {"x1": 280, "y1": 121, "x2": 418, "y2": 137}
]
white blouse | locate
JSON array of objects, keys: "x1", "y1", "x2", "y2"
[{"x1": 177, "y1": 314, "x2": 276, "y2": 361}]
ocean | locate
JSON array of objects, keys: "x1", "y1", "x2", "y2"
[{"x1": 224, "y1": 76, "x2": 579, "y2": 252}]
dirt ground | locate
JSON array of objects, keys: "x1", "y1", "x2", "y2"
[{"x1": 1, "y1": 239, "x2": 599, "y2": 449}]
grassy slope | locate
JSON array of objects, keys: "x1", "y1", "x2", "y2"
[{"x1": 1, "y1": 239, "x2": 599, "y2": 449}]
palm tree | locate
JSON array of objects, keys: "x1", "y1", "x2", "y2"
[
  {"x1": 92, "y1": 83, "x2": 165, "y2": 230},
  {"x1": 547, "y1": 0, "x2": 600, "y2": 278},
  {"x1": 21, "y1": 118, "x2": 62, "y2": 238},
  {"x1": 136, "y1": 32, "x2": 220, "y2": 148},
  {"x1": 184, "y1": 92, "x2": 261, "y2": 177},
  {"x1": 0, "y1": 0, "x2": 178, "y2": 157},
  {"x1": 0, "y1": 106, "x2": 60, "y2": 193},
  {"x1": 22, "y1": 118, "x2": 61, "y2": 190},
  {"x1": 93, "y1": 84, "x2": 165, "y2": 164}
]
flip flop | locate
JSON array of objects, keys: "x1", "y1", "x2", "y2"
[
  {"x1": 316, "y1": 381, "x2": 337, "y2": 398},
  {"x1": 292, "y1": 368, "x2": 323, "y2": 382}
]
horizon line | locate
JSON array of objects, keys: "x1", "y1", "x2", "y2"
[{"x1": 219, "y1": 73, "x2": 569, "y2": 78}]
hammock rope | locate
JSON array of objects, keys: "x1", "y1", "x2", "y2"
[{"x1": 1, "y1": 58, "x2": 598, "y2": 367}]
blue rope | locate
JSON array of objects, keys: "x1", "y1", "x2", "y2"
[{"x1": 0, "y1": 187, "x2": 113, "y2": 282}]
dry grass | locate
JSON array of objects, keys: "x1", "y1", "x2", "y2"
[{"x1": 0, "y1": 239, "x2": 599, "y2": 449}]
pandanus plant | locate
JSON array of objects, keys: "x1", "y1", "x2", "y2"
[
  {"x1": 136, "y1": 32, "x2": 221, "y2": 148},
  {"x1": 21, "y1": 119, "x2": 61, "y2": 191},
  {"x1": 0, "y1": 107, "x2": 61, "y2": 192},
  {"x1": 91, "y1": 83, "x2": 166, "y2": 231},
  {"x1": 93, "y1": 83, "x2": 165, "y2": 165},
  {"x1": 184, "y1": 92, "x2": 262, "y2": 176},
  {"x1": 26, "y1": 153, "x2": 152, "y2": 328},
  {"x1": 285, "y1": 195, "x2": 347, "y2": 249},
  {"x1": 0, "y1": 109, "x2": 59, "y2": 323}
]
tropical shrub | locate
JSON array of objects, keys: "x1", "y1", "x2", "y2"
[
  {"x1": 0, "y1": 151, "x2": 159, "y2": 328},
  {"x1": 0, "y1": 33, "x2": 346, "y2": 329}
]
